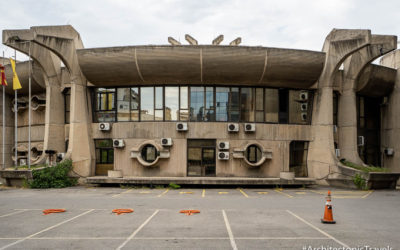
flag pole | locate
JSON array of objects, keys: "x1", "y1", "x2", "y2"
[
  {"x1": 28, "y1": 43, "x2": 31, "y2": 170},
  {"x1": 14, "y1": 50, "x2": 17, "y2": 169},
  {"x1": 2, "y1": 52, "x2": 5, "y2": 170}
]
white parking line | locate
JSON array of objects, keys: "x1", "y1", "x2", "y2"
[
  {"x1": 0, "y1": 236, "x2": 329, "y2": 240},
  {"x1": 116, "y1": 209, "x2": 159, "y2": 250},
  {"x1": 0, "y1": 209, "x2": 94, "y2": 250},
  {"x1": 0, "y1": 210, "x2": 26, "y2": 218},
  {"x1": 286, "y1": 210, "x2": 350, "y2": 248},
  {"x1": 222, "y1": 210, "x2": 238, "y2": 250}
]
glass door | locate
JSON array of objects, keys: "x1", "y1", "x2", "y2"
[{"x1": 187, "y1": 139, "x2": 216, "y2": 177}]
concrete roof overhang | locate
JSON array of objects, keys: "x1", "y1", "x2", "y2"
[
  {"x1": 77, "y1": 45, "x2": 325, "y2": 89},
  {"x1": 3, "y1": 61, "x2": 45, "y2": 95},
  {"x1": 357, "y1": 64, "x2": 396, "y2": 97}
]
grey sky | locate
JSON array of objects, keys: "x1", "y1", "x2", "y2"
[{"x1": 1, "y1": 0, "x2": 399, "y2": 60}]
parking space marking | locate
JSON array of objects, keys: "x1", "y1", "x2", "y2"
[
  {"x1": 112, "y1": 189, "x2": 133, "y2": 198},
  {"x1": 295, "y1": 192, "x2": 306, "y2": 195},
  {"x1": 286, "y1": 210, "x2": 349, "y2": 248},
  {"x1": 362, "y1": 190, "x2": 373, "y2": 198},
  {"x1": 219, "y1": 192, "x2": 229, "y2": 195},
  {"x1": 116, "y1": 209, "x2": 159, "y2": 250},
  {"x1": 157, "y1": 188, "x2": 169, "y2": 197},
  {"x1": 0, "y1": 236, "x2": 330, "y2": 240},
  {"x1": 257, "y1": 192, "x2": 268, "y2": 195},
  {"x1": 202, "y1": 189, "x2": 205, "y2": 198},
  {"x1": 238, "y1": 189, "x2": 249, "y2": 198},
  {"x1": 0, "y1": 210, "x2": 26, "y2": 218},
  {"x1": 139, "y1": 191, "x2": 151, "y2": 194},
  {"x1": 274, "y1": 189, "x2": 294, "y2": 198},
  {"x1": 0, "y1": 209, "x2": 95, "y2": 250},
  {"x1": 222, "y1": 210, "x2": 238, "y2": 250},
  {"x1": 179, "y1": 191, "x2": 193, "y2": 194}
]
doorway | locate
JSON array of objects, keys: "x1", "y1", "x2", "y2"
[{"x1": 187, "y1": 139, "x2": 216, "y2": 177}]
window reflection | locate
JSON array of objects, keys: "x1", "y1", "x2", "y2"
[
  {"x1": 190, "y1": 87, "x2": 204, "y2": 122},
  {"x1": 216, "y1": 87, "x2": 229, "y2": 121},
  {"x1": 117, "y1": 88, "x2": 130, "y2": 121},
  {"x1": 265, "y1": 89, "x2": 278, "y2": 123},
  {"x1": 241, "y1": 88, "x2": 254, "y2": 122},
  {"x1": 229, "y1": 87, "x2": 240, "y2": 122},
  {"x1": 140, "y1": 87, "x2": 154, "y2": 121},
  {"x1": 165, "y1": 87, "x2": 179, "y2": 121}
]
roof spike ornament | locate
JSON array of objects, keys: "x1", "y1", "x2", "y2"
[
  {"x1": 185, "y1": 34, "x2": 198, "y2": 45},
  {"x1": 212, "y1": 35, "x2": 224, "y2": 45},
  {"x1": 168, "y1": 37, "x2": 181, "y2": 46},
  {"x1": 229, "y1": 37, "x2": 242, "y2": 46}
]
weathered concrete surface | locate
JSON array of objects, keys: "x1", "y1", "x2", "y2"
[
  {"x1": 77, "y1": 46, "x2": 325, "y2": 89},
  {"x1": 338, "y1": 35, "x2": 396, "y2": 165},
  {"x1": 308, "y1": 29, "x2": 371, "y2": 183},
  {"x1": 357, "y1": 64, "x2": 396, "y2": 97},
  {"x1": 2, "y1": 61, "x2": 45, "y2": 95}
]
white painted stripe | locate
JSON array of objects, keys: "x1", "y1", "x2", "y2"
[
  {"x1": 362, "y1": 190, "x2": 373, "y2": 198},
  {"x1": 222, "y1": 210, "x2": 238, "y2": 250},
  {"x1": 157, "y1": 188, "x2": 169, "y2": 197},
  {"x1": 0, "y1": 209, "x2": 94, "y2": 250},
  {"x1": 286, "y1": 210, "x2": 350, "y2": 248},
  {"x1": 116, "y1": 209, "x2": 159, "y2": 250},
  {"x1": 0, "y1": 210, "x2": 26, "y2": 218}
]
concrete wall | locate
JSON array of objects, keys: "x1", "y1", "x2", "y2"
[
  {"x1": 0, "y1": 91, "x2": 14, "y2": 169},
  {"x1": 92, "y1": 122, "x2": 311, "y2": 177}
]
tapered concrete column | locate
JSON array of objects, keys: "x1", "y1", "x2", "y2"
[
  {"x1": 308, "y1": 29, "x2": 371, "y2": 183},
  {"x1": 3, "y1": 29, "x2": 66, "y2": 165},
  {"x1": 380, "y1": 50, "x2": 400, "y2": 176},
  {"x1": 339, "y1": 35, "x2": 397, "y2": 165},
  {"x1": 30, "y1": 25, "x2": 94, "y2": 176}
]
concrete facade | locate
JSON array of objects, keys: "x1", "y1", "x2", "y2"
[{"x1": 1, "y1": 25, "x2": 399, "y2": 185}]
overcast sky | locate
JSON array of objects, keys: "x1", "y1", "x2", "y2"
[{"x1": 1, "y1": 0, "x2": 399, "y2": 60}]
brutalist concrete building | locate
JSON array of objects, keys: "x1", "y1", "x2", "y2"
[{"x1": 1, "y1": 25, "x2": 399, "y2": 186}]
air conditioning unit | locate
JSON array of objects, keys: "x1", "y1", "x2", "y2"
[
  {"x1": 19, "y1": 158, "x2": 27, "y2": 166},
  {"x1": 218, "y1": 141, "x2": 230, "y2": 150},
  {"x1": 244, "y1": 123, "x2": 256, "y2": 132},
  {"x1": 301, "y1": 112, "x2": 308, "y2": 121},
  {"x1": 300, "y1": 103, "x2": 308, "y2": 111},
  {"x1": 161, "y1": 138, "x2": 173, "y2": 147},
  {"x1": 99, "y1": 122, "x2": 111, "y2": 131},
  {"x1": 227, "y1": 123, "x2": 239, "y2": 132},
  {"x1": 176, "y1": 122, "x2": 188, "y2": 131},
  {"x1": 357, "y1": 136, "x2": 365, "y2": 146},
  {"x1": 113, "y1": 139, "x2": 125, "y2": 148},
  {"x1": 218, "y1": 151, "x2": 229, "y2": 160},
  {"x1": 299, "y1": 91, "x2": 308, "y2": 101},
  {"x1": 384, "y1": 148, "x2": 394, "y2": 156},
  {"x1": 335, "y1": 149, "x2": 341, "y2": 157}
]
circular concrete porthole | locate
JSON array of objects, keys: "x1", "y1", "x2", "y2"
[
  {"x1": 137, "y1": 143, "x2": 160, "y2": 167},
  {"x1": 243, "y1": 143, "x2": 266, "y2": 167}
]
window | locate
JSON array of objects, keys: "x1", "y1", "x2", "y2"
[
  {"x1": 190, "y1": 87, "x2": 205, "y2": 122},
  {"x1": 165, "y1": 87, "x2": 179, "y2": 121},
  {"x1": 245, "y1": 144, "x2": 262, "y2": 164},
  {"x1": 205, "y1": 87, "x2": 215, "y2": 121},
  {"x1": 140, "y1": 87, "x2": 154, "y2": 121},
  {"x1": 130, "y1": 87, "x2": 139, "y2": 121},
  {"x1": 216, "y1": 87, "x2": 229, "y2": 121},
  {"x1": 229, "y1": 87, "x2": 240, "y2": 122},
  {"x1": 289, "y1": 141, "x2": 309, "y2": 177},
  {"x1": 117, "y1": 88, "x2": 130, "y2": 121},
  {"x1": 278, "y1": 89, "x2": 289, "y2": 124},
  {"x1": 95, "y1": 88, "x2": 115, "y2": 122},
  {"x1": 265, "y1": 88, "x2": 278, "y2": 123},
  {"x1": 180, "y1": 87, "x2": 189, "y2": 121},
  {"x1": 255, "y1": 88, "x2": 264, "y2": 122},
  {"x1": 141, "y1": 144, "x2": 158, "y2": 163},
  {"x1": 95, "y1": 139, "x2": 114, "y2": 176},
  {"x1": 64, "y1": 88, "x2": 71, "y2": 124},
  {"x1": 240, "y1": 88, "x2": 255, "y2": 122}
]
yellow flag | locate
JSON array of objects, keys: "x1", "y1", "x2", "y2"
[{"x1": 10, "y1": 58, "x2": 22, "y2": 90}]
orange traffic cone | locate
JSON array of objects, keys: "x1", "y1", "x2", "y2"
[{"x1": 321, "y1": 191, "x2": 336, "y2": 224}]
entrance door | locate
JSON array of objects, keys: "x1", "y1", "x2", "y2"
[
  {"x1": 187, "y1": 139, "x2": 216, "y2": 177},
  {"x1": 94, "y1": 139, "x2": 114, "y2": 176}
]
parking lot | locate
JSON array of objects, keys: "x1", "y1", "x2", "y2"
[{"x1": 0, "y1": 186, "x2": 399, "y2": 249}]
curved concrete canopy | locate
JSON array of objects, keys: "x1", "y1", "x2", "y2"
[
  {"x1": 357, "y1": 64, "x2": 396, "y2": 97},
  {"x1": 3, "y1": 61, "x2": 45, "y2": 95},
  {"x1": 77, "y1": 45, "x2": 325, "y2": 89}
]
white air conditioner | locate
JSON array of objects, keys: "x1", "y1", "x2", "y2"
[
  {"x1": 300, "y1": 103, "x2": 308, "y2": 111},
  {"x1": 176, "y1": 122, "x2": 188, "y2": 131},
  {"x1": 335, "y1": 149, "x2": 341, "y2": 157},
  {"x1": 301, "y1": 112, "x2": 308, "y2": 121},
  {"x1": 227, "y1": 123, "x2": 239, "y2": 132},
  {"x1": 99, "y1": 122, "x2": 111, "y2": 131},
  {"x1": 113, "y1": 139, "x2": 125, "y2": 148},
  {"x1": 244, "y1": 123, "x2": 256, "y2": 132},
  {"x1": 218, "y1": 141, "x2": 230, "y2": 150},
  {"x1": 218, "y1": 151, "x2": 229, "y2": 160},
  {"x1": 299, "y1": 91, "x2": 308, "y2": 101},
  {"x1": 161, "y1": 138, "x2": 173, "y2": 147},
  {"x1": 357, "y1": 136, "x2": 365, "y2": 146},
  {"x1": 384, "y1": 148, "x2": 394, "y2": 156},
  {"x1": 19, "y1": 158, "x2": 27, "y2": 166}
]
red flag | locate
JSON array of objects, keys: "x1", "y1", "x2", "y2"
[{"x1": 0, "y1": 64, "x2": 7, "y2": 86}]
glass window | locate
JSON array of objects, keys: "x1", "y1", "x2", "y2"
[
  {"x1": 64, "y1": 88, "x2": 71, "y2": 124},
  {"x1": 95, "y1": 88, "x2": 116, "y2": 122},
  {"x1": 190, "y1": 87, "x2": 204, "y2": 122},
  {"x1": 265, "y1": 89, "x2": 279, "y2": 123},
  {"x1": 279, "y1": 89, "x2": 289, "y2": 124},
  {"x1": 141, "y1": 144, "x2": 158, "y2": 163},
  {"x1": 289, "y1": 141, "x2": 309, "y2": 177},
  {"x1": 95, "y1": 139, "x2": 114, "y2": 164},
  {"x1": 205, "y1": 87, "x2": 215, "y2": 121},
  {"x1": 333, "y1": 92, "x2": 338, "y2": 126},
  {"x1": 140, "y1": 87, "x2": 154, "y2": 121},
  {"x1": 240, "y1": 88, "x2": 255, "y2": 122},
  {"x1": 180, "y1": 87, "x2": 189, "y2": 121},
  {"x1": 216, "y1": 87, "x2": 229, "y2": 121},
  {"x1": 130, "y1": 88, "x2": 139, "y2": 121},
  {"x1": 165, "y1": 87, "x2": 179, "y2": 121},
  {"x1": 229, "y1": 87, "x2": 240, "y2": 122},
  {"x1": 155, "y1": 87, "x2": 163, "y2": 120},
  {"x1": 117, "y1": 88, "x2": 130, "y2": 121},
  {"x1": 255, "y1": 88, "x2": 264, "y2": 122},
  {"x1": 244, "y1": 144, "x2": 262, "y2": 164}
]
